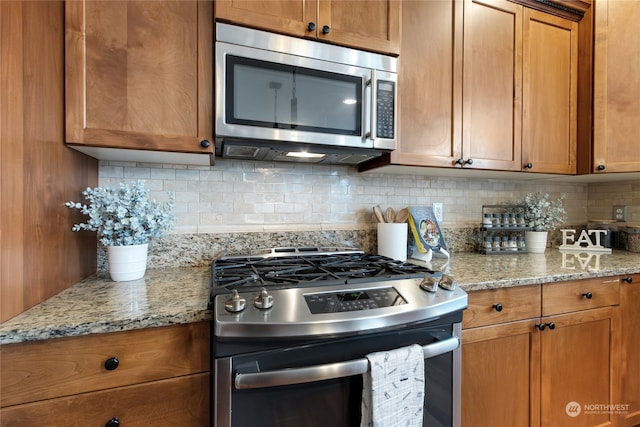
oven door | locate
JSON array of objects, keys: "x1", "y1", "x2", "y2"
[{"x1": 214, "y1": 322, "x2": 462, "y2": 427}]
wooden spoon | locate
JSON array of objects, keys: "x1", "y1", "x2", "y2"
[
  {"x1": 373, "y1": 205, "x2": 385, "y2": 223},
  {"x1": 395, "y1": 207, "x2": 409, "y2": 223},
  {"x1": 385, "y1": 207, "x2": 396, "y2": 223}
]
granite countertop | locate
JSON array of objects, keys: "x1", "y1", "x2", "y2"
[{"x1": 1, "y1": 249, "x2": 639, "y2": 345}]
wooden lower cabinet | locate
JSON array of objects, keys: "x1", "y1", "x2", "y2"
[
  {"x1": 462, "y1": 281, "x2": 620, "y2": 427},
  {"x1": 462, "y1": 319, "x2": 540, "y2": 427},
  {"x1": 620, "y1": 274, "x2": 640, "y2": 426},
  {"x1": 540, "y1": 307, "x2": 618, "y2": 427},
  {"x1": 0, "y1": 322, "x2": 211, "y2": 426},
  {"x1": 0, "y1": 373, "x2": 209, "y2": 427}
]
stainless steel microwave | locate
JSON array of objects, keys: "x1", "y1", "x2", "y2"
[{"x1": 214, "y1": 23, "x2": 398, "y2": 165}]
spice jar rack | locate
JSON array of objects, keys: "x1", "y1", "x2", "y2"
[{"x1": 480, "y1": 205, "x2": 529, "y2": 255}]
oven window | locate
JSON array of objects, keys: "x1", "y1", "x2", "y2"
[
  {"x1": 222, "y1": 325, "x2": 456, "y2": 427},
  {"x1": 226, "y1": 55, "x2": 363, "y2": 135}
]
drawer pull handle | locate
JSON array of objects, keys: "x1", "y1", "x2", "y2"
[
  {"x1": 492, "y1": 303, "x2": 503, "y2": 312},
  {"x1": 106, "y1": 417, "x2": 120, "y2": 427},
  {"x1": 582, "y1": 292, "x2": 593, "y2": 299},
  {"x1": 104, "y1": 356, "x2": 120, "y2": 371},
  {"x1": 623, "y1": 276, "x2": 633, "y2": 284},
  {"x1": 535, "y1": 323, "x2": 546, "y2": 331}
]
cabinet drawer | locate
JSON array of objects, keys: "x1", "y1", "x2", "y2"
[
  {"x1": 0, "y1": 373, "x2": 210, "y2": 427},
  {"x1": 463, "y1": 285, "x2": 541, "y2": 328},
  {"x1": 542, "y1": 277, "x2": 620, "y2": 316},
  {"x1": 1, "y1": 322, "x2": 210, "y2": 407}
]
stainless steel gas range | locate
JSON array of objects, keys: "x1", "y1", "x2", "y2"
[{"x1": 209, "y1": 247, "x2": 468, "y2": 427}]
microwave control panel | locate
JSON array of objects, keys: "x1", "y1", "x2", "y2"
[{"x1": 376, "y1": 80, "x2": 395, "y2": 139}]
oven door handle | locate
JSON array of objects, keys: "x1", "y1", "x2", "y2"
[{"x1": 234, "y1": 335, "x2": 460, "y2": 390}]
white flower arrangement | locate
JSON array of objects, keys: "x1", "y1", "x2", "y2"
[
  {"x1": 521, "y1": 192, "x2": 567, "y2": 232},
  {"x1": 66, "y1": 180, "x2": 175, "y2": 246}
]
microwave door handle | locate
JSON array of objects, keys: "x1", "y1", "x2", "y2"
[
  {"x1": 234, "y1": 335, "x2": 460, "y2": 390},
  {"x1": 363, "y1": 75, "x2": 372, "y2": 141},
  {"x1": 369, "y1": 71, "x2": 377, "y2": 141}
]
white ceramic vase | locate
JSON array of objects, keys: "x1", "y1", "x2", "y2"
[
  {"x1": 106, "y1": 243, "x2": 148, "y2": 282},
  {"x1": 525, "y1": 231, "x2": 548, "y2": 254}
]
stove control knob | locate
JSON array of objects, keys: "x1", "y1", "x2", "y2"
[
  {"x1": 225, "y1": 290, "x2": 246, "y2": 313},
  {"x1": 439, "y1": 275, "x2": 457, "y2": 291},
  {"x1": 419, "y1": 276, "x2": 439, "y2": 293},
  {"x1": 254, "y1": 287, "x2": 274, "y2": 309}
]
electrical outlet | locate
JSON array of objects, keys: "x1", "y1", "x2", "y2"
[
  {"x1": 433, "y1": 203, "x2": 444, "y2": 223},
  {"x1": 613, "y1": 205, "x2": 628, "y2": 222}
]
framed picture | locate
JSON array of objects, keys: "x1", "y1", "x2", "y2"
[{"x1": 407, "y1": 206, "x2": 448, "y2": 255}]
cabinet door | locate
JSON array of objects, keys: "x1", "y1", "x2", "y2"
[
  {"x1": 540, "y1": 307, "x2": 618, "y2": 427},
  {"x1": 389, "y1": 0, "x2": 462, "y2": 167},
  {"x1": 215, "y1": 0, "x2": 399, "y2": 55},
  {"x1": 593, "y1": 0, "x2": 640, "y2": 173},
  {"x1": 462, "y1": 319, "x2": 541, "y2": 427},
  {"x1": 462, "y1": 0, "x2": 522, "y2": 171},
  {"x1": 214, "y1": 0, "x2": 316, "y2": 39},
  {"x1": 0, "y1": 373, "x2": 210, "y2": 427},
  {"x1": 66, "y1": 1, "x2": 214, "y2": 155},
  {"x1": 522, "y1": 9, "x2": 577, "y2": 174},
  {"x1": 620, "y1": 274, "x2": 640, "y2": 426},
  {"x1": 318, "y1": 0, "x2": 400, "y2": 54}
]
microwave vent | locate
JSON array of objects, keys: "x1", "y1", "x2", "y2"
[{"x1": 224, "y1": 145, "x2": 262, "y2": 159}]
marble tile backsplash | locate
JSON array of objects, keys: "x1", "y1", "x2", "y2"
[
  {"x1": 92, "y1": 159, "x2": 640, "y2": 269},
  {"x1": 99, "y1": 159, "x2": 590, "y2": 234}
]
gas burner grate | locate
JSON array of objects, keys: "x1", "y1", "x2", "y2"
[{"x1": 210, "y1": 249, "x2": 435, "y2": 297}]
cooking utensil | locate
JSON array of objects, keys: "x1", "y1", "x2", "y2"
[
  {"x1": 385, "y1": 207, "x2": 395, "y2": 223},
  {"x1": 395, "y1": 207, "x2": 409, "y2": 223},
  {"x1": 373, "y1": 205, "x2": 386, "y2": 223}
]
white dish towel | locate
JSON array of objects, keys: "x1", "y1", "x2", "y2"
[{"x1": 360, "y1": 344, "x2": 425, "y2": 427}]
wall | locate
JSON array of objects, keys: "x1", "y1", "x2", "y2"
[
  {"x1": 99, "y1": 159, "x2": 591, "y2": 233},
  {"x1": 588, "y1": 180, "x2": 640, "y2": 223}
]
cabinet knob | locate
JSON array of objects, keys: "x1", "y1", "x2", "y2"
[
  {"x1": 582, "y1": 292, "x2": 593, "y2": 299},
  {"x1": 546, "y1": 322, "x2": 556, "y2": 330},
  {"x1": 322, "y1": 25, "x2": 331, "y2": 35},
  {"x1": 535, "y1": 323, "x2": 546, "y2": 331},
  {"x1": 597, "y1": 164, "x2": 606, "y2": 171},
  {"x1": 307, "y1": 22, "x2": 316, "y2": 32},
  {"x1": 465, "y1": 158, "x2": 474, "y2": 165},
  {"x1": 104, "y1": 356, "x2": 119, "y2": 371},
  {"x1": 106, "y1": 417, "x2": 120, "y2": 427},
  {"x1": 492, "y1": 303, "x2": 503, "y2": 312},
  {"x1": 524, "y1": 162, "x2": 533, "y2": 169},
  {"x1": 200, "y1": 139, "x2": 210, "y2": 148},
  {"x1": 623, "y1": 276, "x2": 633, "y2": 284},
  {"x1": 455, "y1": 158, "x2": 464, "y2": 166}
]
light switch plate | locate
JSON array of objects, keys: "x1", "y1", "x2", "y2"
[{"x1": 613, "y1": 205, "x2": 627, "y2": 222}]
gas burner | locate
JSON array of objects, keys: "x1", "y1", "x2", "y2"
[{"x1": 209, "y1": 247, "x2": 435, "y2": 301}]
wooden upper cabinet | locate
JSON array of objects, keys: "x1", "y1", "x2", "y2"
[
  {"x1": 593, "y1": 0, "x2": 640, "y2": 173},
  {"x1": 214, "y1": 0, "x2": 400, "y2": 55},
  {"x1": 65, "y1": 1, "x2": 214, "y2": 156},
  {"x1": 389, "y1": 0, "x2": 462, "y2": 168},
  {"x1": 363, "y1": 0, "x2": 580, "y2": 175},
  {"x1": 522, "y1": 9, "x2": 578, "y2": 174},
  {"x1": 462, "y1": 0, "x2": 522, "y2": 171}
]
